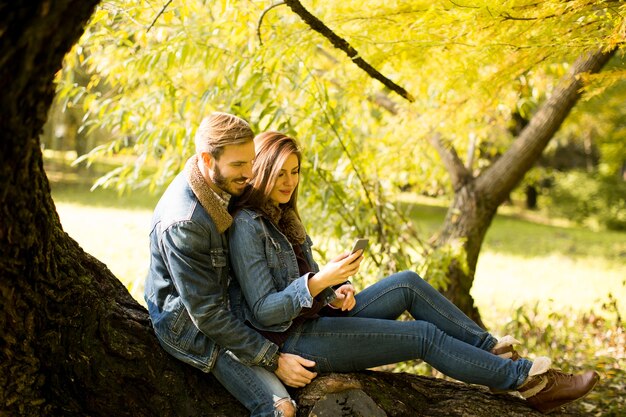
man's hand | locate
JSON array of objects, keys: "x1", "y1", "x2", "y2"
[{"x1": 275, "y1": 353, "x2": 317, "y2": 387}]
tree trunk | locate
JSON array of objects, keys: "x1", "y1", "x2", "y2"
[
  {"x1": 436, "y1": 185, "x2": 498, "y2": 327},
  {"x1": 294, "y1": 372, "x2": 589, "y2": 416}
]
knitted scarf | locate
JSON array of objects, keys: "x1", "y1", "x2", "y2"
[
  {"x1": 184, "y1": 155, "x2": 232, "y2": 234},
  {"x1": 259, "y1": 202, "x2": 306, "y2": 245}
]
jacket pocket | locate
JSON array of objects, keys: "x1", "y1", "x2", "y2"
[
  {"x1": 169, "y1": 303, "x2": 204, "y2": 353},
  {"x1": 170, "y1": 301, "x2": 188, "y2": 336},
  {"x1": 303, "y1": 235, "x2": 320, "y2": 272}
]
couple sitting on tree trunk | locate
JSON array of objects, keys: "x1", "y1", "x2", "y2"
[{"x1": 144, "y1": 112, "x2": 598, "y2": 417}]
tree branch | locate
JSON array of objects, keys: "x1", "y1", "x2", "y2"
[
  {"x1": 283, "y1": 0, "x2": 414, "y2": 102},
  {"x1": 147, "y1": 0, "x2": 173, "y2": 32},
  {"x1": 500, "y1": 11, "x2": 557, "y2": 21},
  {"x1": 314, "y1": 46, "x2": 400, "y2": 114},
  {"x1": 429, "y1": 131, "x2": 473, "y2": 191},
  {"x1": 476, "y1": 47, "x2": 617, "y2": 203},
  {"x1": 257, "y1": 1, "x2": 286, "y2": 45}
]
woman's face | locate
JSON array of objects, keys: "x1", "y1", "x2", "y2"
[{"x1": 269, "y1": 153, "x2": 300, "y2": 205}]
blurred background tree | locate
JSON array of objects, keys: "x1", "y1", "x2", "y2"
[{"x1": 45, "y1": 0, "x2": 625, "y2": 323}]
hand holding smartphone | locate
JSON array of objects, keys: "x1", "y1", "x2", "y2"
[{"x1": 350, "y1": 238, "x2": 369, "y2": 256}]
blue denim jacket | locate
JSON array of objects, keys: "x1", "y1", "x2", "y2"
[
  {"x1": 144, "y1": 161, "x2": 278, "y2": 372},
  {"x1": 229, "y1": 208, "x2": 336, "y2": 332}
]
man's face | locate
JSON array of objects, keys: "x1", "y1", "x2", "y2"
[{"x1": 207, "y1": 142, "x2": 255, "y2": 197}]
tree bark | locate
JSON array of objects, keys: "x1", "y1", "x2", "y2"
[
  {"x1": 294, "y1": 372, "x2": 589, "y2": 416},
  {"x1": 435, "y1": 188, "x2": 497, "y2": 327}
]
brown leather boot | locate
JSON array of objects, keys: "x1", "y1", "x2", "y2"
[
  {"x1": 491, "y1": 335, "x2": 521, "y2": 361},
  {"x1": 518, "y1": 369, "x2": 599, "y2": 414}
]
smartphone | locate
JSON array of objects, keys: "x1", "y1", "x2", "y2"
[{"x1": 350, "y1": 238, "x2": 369, "y2": 255}]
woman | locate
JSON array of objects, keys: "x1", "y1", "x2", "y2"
[{"x1": 228, "y1": 132, "x2": 598, "y2": 414}]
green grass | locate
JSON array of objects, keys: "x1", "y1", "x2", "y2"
[
  {"x1": 484, "y1": 215, "x2": 625, "y2": 263},
  {"x1": 50, "y1": 182, "x2": 161, "y2": 210},
  {"x1": 396, "y1": 192, "x2": 626, "y2": 323},
  {"x1": 475, "y1": 214, "x2": 625, "y2": 325},
  {"x1": 397, "y1": 192, "x2": 626, "y2": 264}
]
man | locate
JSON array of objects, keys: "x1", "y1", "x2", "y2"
[{"x1": 145, "y1": 112, "x2": 316, "y2": 417}]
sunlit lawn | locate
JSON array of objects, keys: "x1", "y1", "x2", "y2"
[{"x1": 474, "y1": 218, "x2": 625, "y2": 328}]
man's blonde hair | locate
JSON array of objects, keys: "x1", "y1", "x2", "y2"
[{"x1": 195, "y1": 112, "x2": 254, "y2": 159}]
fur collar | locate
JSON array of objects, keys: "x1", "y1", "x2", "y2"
[
  {"x1": 184, "y1": 155, "x2": 232, "y2": 234},
  {"x1": 260, "y1": 202, "x2": 306, "y2": 245}
]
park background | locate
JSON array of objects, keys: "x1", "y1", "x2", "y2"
[{"x1": 38, "y1": 1, "x2": 625, "y2": 415}]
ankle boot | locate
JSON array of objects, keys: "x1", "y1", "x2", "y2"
[
  {"x1": 490, "y1": 356, "x2": 551, "y2": 394},
  {"x1": 518, "y1": 369, "x2": 599, "y2": 414},
  {"x1": 491, "y1": 335, "x2": 521, "y2": 360}
]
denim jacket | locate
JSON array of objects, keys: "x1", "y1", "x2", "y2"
[
  {"x1": 229, "y1": 208, "x2": 336, "y2": 332},
  {"x1": 144, "y1": 157, "x2": 278, "y2": 372}
]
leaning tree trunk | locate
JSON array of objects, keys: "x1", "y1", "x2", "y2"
[{"x1": 433, "y1": 48, "x2": 616, "y2": 325}]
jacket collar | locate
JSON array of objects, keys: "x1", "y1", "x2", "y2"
[
  {"x1": 258, "y1": 202, "x2": 306, "y2": 245},
  {"x1": 184, "y1": 155, "x2": 232, "y2": 234}
]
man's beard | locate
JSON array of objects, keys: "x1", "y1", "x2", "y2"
[{"x1": 212, "y1": 164, "x2": 246, "y2": 197}]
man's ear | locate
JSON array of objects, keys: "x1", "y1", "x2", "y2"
[{"x1": 201, "y1": 152, "x2": 215, "y2": 170}]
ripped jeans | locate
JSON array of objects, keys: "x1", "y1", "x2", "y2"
[
  {"x1": 212, "y1": 349, "x2": 293, "y2": 417},
  {"x1": 282, "y1": 271, "x2": 533, "y2": 391}
]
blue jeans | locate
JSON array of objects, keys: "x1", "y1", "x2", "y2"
[
  {"x1": 282, "y1": 271, "x2": 532, "y2": 391},
  {"x1": 212, "y1": 349, "x2": 291, "y2": 417}
]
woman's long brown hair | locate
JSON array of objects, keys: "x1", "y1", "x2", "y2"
[{"x1": 232, "y1": 131, "x2": 302, "y2": 218}]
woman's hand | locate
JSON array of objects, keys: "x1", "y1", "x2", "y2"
[
  {"x1": 307, "y1": 250, "x2": 363, "y2": 297},
  {"x1": 329, "y1": 283, "x2": 357, "y2": 311},
  {"x1": 317, "y1": 250, "x2": 363, "y2": 286}
]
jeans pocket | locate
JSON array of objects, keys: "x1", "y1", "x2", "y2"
[{"x1": 284, "y1": 332, "x2": 332, "y2": 373}]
